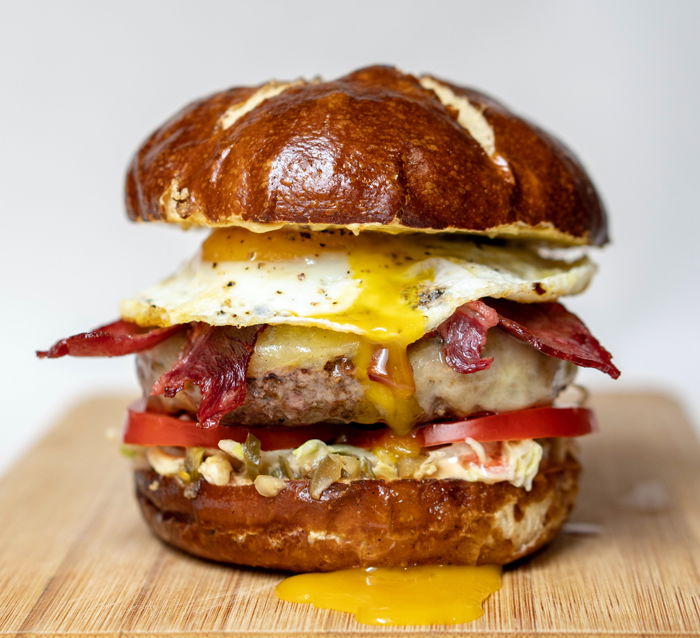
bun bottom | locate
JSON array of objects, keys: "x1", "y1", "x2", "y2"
[{"x1": 134, "y1": 455, "x2": 579, "y2": 571}]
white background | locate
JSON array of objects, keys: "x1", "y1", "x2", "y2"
[{"x1": 2, "y1": 0, "x2": 698, "y2": 473}]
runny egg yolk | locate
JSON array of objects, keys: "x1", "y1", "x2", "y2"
[
  {"x1": 275, "y1": 565, "x2": 502, "y2": 626},
  {"x1": 203, "y1": 228, "x2": 432, "y2": 433}
]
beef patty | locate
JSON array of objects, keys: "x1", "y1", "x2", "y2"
[{"x1": 138, "y1": 326, "x2": 574, "y2": 427}]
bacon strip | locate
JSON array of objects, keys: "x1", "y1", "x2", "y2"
[
  {"x1": 439, "y1": 299, "x2": 620, "y2": 379},
  {"x1": 36, "y1": 320, "x2": 183, "y2": 358},
  {"x1": 150, "y1": 323, "x2": 262, "y2": 428},
  {"x1": 438, "y1": 301, "x2": 500, "y2": 373},
  {"x1": 488, "y1": 299, "x2": 620, "y2": 379}
]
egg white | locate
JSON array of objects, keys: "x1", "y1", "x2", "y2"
[{"x1": 119, "y1": 234, "x2": 595, "y2": 340}]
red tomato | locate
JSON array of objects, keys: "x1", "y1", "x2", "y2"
[
  {"x1": 418, "y1": 407, "x2": 597, "y2": 447},
  {"x1": 123, "y1": 405, "x2": 342, "y2": 450},
  {"x1": 123, "y1": 405, "x2": 595, "y2": 451}
]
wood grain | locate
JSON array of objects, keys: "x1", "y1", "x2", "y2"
[{"x1": 1, "y1": 391, "x2": 698, "y2": 637}]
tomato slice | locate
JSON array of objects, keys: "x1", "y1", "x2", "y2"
[
  {"x1": 344, "y1": 407, "x2": 594, "y2": 449},
  {"x1": 417, "y1": 406, "x2": 597, "y2": 447},
  {"x1": 123, "y1": 404, "x2": 595, "y2": 450},
  {"x1": 123, "y1": 405, "x2": 342, "y2": 450}
]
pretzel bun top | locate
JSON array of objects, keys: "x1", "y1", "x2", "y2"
[{"x1": 126, "y1": 65, "x2": 607, "y2": 245}]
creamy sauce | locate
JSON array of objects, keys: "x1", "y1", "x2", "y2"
[{"x1": 275, "y1": 564, "x2": 502, "y2": 625}]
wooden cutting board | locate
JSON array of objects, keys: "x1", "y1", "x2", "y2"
[{"x1": 1, "y1": 391, "x2": 698, "y2": 637}]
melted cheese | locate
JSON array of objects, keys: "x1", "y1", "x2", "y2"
[
  {"x1": 247, "y1": 325, "x2": 360, "y2": 377},
  {"x1": 275, "y1": 565, "x2": 502, "y2": 625}
]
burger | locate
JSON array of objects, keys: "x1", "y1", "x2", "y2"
[{"x1": 38, "y1": 65, "x2": 619, "y2": 572}]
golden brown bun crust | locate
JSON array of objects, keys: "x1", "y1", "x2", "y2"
[
  {"x1": 134, "y1": 453, "x2": 579, "y2": 571},
  {"x1": 126, "y1": 65, "x2": 607, "y2": 245}
]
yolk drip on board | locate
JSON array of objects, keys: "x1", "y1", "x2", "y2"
[
  {"x1": 275, "y1": 565, "x2": 502, "y2": 626},
  {"x1": 203, "y1": 227, "x2": 430, "y2": 433}
]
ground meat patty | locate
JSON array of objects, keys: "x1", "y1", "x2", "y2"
[
  {"x1": 224, "y1": 359, "x2": 365, "y2": 426},
  {"x1": 137, "y1": 334, "x2": 369, "y2": 426},
  {"x1": 137, "y1": 326, "x2": 575, "y2": 427}
]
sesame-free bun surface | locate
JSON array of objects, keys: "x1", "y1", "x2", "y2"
[
  {"x1": 126, "y1": 66, "x2": 607, "y2": 246},
  {"x1": 134, "y1": 453, "x2": 579, "y2": 571}
]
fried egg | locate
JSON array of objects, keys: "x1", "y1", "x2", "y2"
[{"x1": 120, "y1": 228, "x2": 594, "y2": 351}]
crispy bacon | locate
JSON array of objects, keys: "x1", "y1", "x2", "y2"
[
  {"x1": 438, "y1": 301, "x2": 500, "y2": 373},
  {"x1": 36, "y1": 320, "x2": 183, "y2": 358},
  {"x1": 150, "y1": 323, "x2": 262, "y2": 428},
  {"x1": 488, "y1": 299, "x2": 620, "y2": 379},
  {"x1": 439, "y1": 299, "x2": 620, "y2": 379}
]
